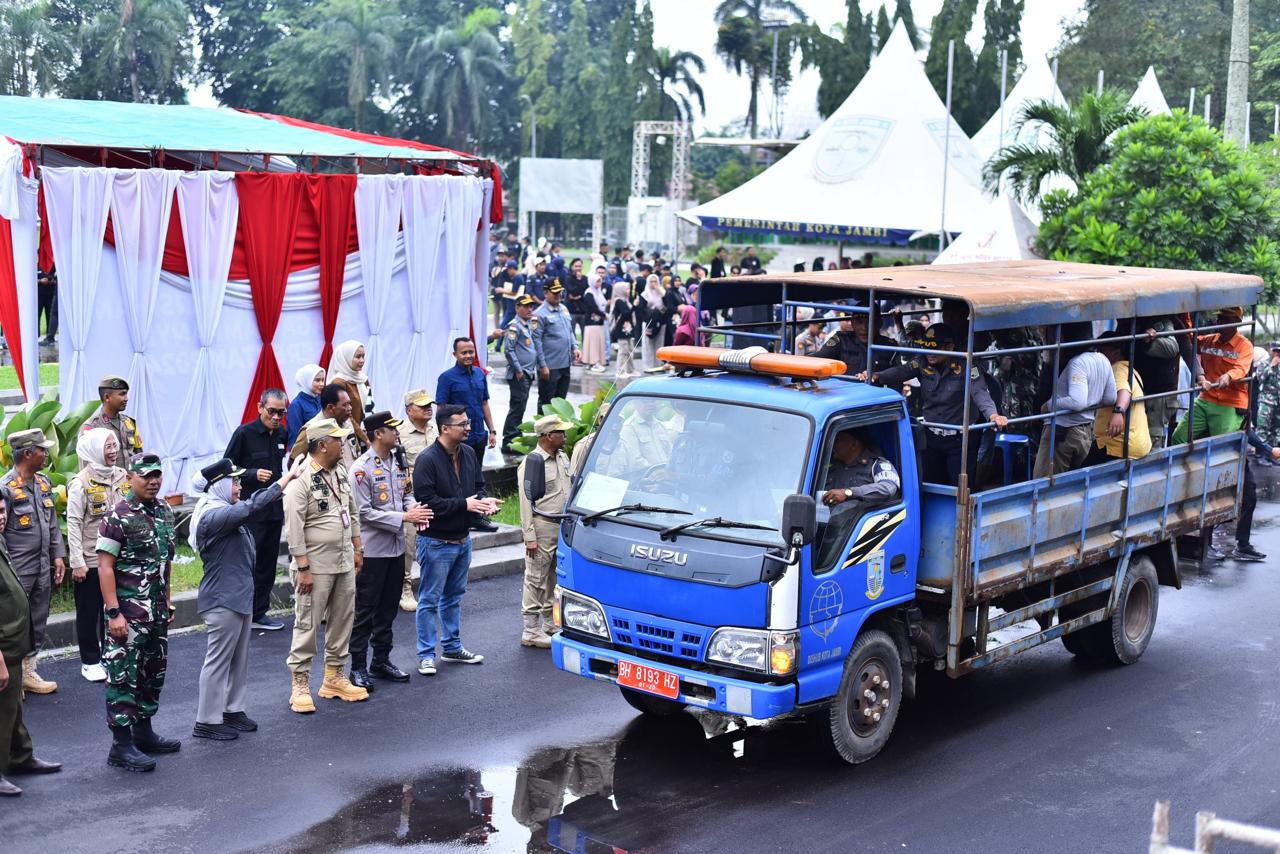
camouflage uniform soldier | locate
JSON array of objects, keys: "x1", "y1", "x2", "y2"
[
  {"x1": 1257, "y1": 342, "x2": 1280, "y2": 448},
  {"x1": 517, "y1": 415, "x2": 572, "y2": 648},
  {"x1": 991, "y1": 327, "x2": 1044, "y2": 479},
  {"x1": 97, "y1": 454, "x2": 179, "y2": 773},
  {"x1": 81, "y1": 375, "x2": 144, "y2": 469}
]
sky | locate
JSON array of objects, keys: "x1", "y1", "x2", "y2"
[{"x1": 651, "y1": 0, "x2": 1089, "y2": 137}]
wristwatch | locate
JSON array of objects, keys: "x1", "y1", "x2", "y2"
[
  {"x1": 844, "y1": 488, "x2": 854, "y2": 499},
  {"x1": 105, "y1": 606, "x2": 121, "y2": 619},
  {"x1": 1113, "y1": 405, "x2": 1125, "y2": 414}
]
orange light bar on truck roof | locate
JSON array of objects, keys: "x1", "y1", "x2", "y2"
[{"x1": 657, "y1": 346, "x2": 848, "y2": 379}]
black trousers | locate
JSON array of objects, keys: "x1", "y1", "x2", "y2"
[
  {"x1": 74, "y1": 567, "x2": 105, "y2": 665},
  {"x1": 248, "y1": 516, "x2": 284, "y2": 620},
  {"x1": 503, "y1": 375, "x2": 532, "y2": 448},
  {"x1": 37, "y1": 285, "x2": 57, "y2": 338},
  {"x1": 537, "y1": 367, "x2": 571, "y2": 415},
  {"x1": 1238, "y1": 459, "x2": 1257, "y2": 548},
  {"x1": 350, "y1": 555, "x2": 405, "y2": 669}
]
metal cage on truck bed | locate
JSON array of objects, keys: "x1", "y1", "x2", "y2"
[{"x1": 697, "y1": 260, "x2": 1263, "y2": 675}]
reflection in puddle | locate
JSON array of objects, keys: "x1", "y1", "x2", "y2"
[{"x1": 268, "y1": 711, "x2": 810, "y2": 853}]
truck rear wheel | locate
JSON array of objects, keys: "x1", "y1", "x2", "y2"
[
  {"x1": 1102, "y1": 555, "x2": 1159, "y2": 665},
  {"x1": 825, "y1": 629, "x2": 902, "y2": 765},
  {"x1": 620, "y1": 687, "x2": 686, "y2": 717}
]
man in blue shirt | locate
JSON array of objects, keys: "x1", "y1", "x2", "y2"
[
  {"x1": 435, "y1": 338, "x2": 498, "y2": 534},
  {"x1": 532, "y1": 282, "x2": 581, "y2": 415}
]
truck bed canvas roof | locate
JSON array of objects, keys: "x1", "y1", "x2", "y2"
[{"x1": 697, "y1": 260, "x2": 1264, "y2": 332}]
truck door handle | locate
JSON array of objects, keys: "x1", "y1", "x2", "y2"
[{"x1": 890, "y1": 554, "x2": 907, "y2": 575}]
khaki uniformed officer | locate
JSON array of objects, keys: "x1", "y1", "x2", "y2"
[
  {"x1": 81, "y1": 375, "x2": 143, "y2": 469},
  {"x1": 2, "y1": 429, "x2": 66, "y2": 695},
  {"x1": 283, "y1": 418, "x2": 368, "y2": 713},
  {"x1": 398, "y1": 390, "x2": 438, "y2": 612},
  {"x1": 516, "y1": 415, "x2": 572, "y2": 648}
]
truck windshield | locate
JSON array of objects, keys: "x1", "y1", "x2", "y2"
[{"x1": 571, "y1": 396, "x2": 810, "y2": 544}]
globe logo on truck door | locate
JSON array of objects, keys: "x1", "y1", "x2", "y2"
[{"x1": 809, "y1": 581, "x2": 844, "y2": 641}]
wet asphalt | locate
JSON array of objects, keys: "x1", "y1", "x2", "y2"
[{"x1": 4, "y1": 517, "x2": 1280, "y2": 854}]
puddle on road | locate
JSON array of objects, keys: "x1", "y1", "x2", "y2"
[{"x1": 267, "y1": 711, "x2": 818, "y2": 854}]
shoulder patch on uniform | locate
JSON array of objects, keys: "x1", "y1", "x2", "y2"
[
  {"x1": 530, "y1": 317, "x2": 541, "y2": 328},
  {"x1": 909, "y1": 359, "x2": 920, "y2": 370},
  {"x1": 970, "y1": 366, "x2": 980, "y2": 380},
  {"x1": 354, "y1": 469, "x2": 365, "y2": 482}
]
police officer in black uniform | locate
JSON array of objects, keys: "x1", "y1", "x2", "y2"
[
  {"x1": 868, "y1": 323, "x2": 1008, "y2": 486},
  {"x1": 820, "y1": 428, "x2": 901, "y2": 509},
  {"x1": 814, "y1": 304, "x2": 896, "y2": 376}
]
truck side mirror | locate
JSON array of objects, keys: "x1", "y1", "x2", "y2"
[
  {"x1": 782, "y1": 494, "x2": 817, "y2": 546},
  {"x1": 523, "y1": 455, "x2": 546, "y2": 503}
]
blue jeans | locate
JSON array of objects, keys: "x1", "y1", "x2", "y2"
[{"x1": 415, "y1": 536, "x2": 472, "y2": 657}]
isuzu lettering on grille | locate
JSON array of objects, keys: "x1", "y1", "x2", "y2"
[{"x1": 629, "y1": 544, "x2": 688, "y2": 566}]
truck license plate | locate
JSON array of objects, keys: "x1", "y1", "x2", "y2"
[{"x1": 617, "y1": 660, "x2": 679, "y2": 699}]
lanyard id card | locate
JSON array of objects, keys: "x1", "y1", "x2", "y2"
[{"x1": 340, "y1": 509, "x2": 351, "y2": 529}]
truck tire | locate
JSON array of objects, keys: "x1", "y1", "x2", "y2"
[
  {"x1": 825, "y1": 629, "x2": 902, "y2": 765},
  {"x1": 620, "y1": 687, "x2": 686, "y2": 717},
  {"x1": 1101, "y1": 555, "x2": 1159, "y2": 665}
]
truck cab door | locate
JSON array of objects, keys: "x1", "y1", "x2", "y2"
[{"x1": 797, "y1": 407, "x2": 918, "y2": 703}]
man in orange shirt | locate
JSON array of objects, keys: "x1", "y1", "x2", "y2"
[{"x1": 1171, "y1": 306, "x2": 1254, "y2": 444}]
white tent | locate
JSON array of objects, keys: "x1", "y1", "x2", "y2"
[
  {"x1": 933, "y1": 192, "x2": 1040, "y2": 265},
  {"x1": 1128, "y1": 65, "x2": 1171, "y2": 116},
  {"x1": 678, "y1": 20, "x2": 989, "y2": 245},
  {"x1": 971, "y1": 55, "x2": 1067, "y2": 161}
]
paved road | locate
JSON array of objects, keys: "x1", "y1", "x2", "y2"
[{"x1": 6, "y1": 518, "x2": 1280, "y2": 853}]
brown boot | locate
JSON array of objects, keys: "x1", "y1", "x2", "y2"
[
  {"x1": 318, "y1": 665, "x2": 369, "y2": 702},
  {"x1": 289, "y1": 672, "x2": 315, "y2": 714},
  {"x1": 399, "y1": 575, "x2": 417, "y2": 612},
  {"x1": 542, "y1": 614, "x2": 559, "y2": 637},
  {"x1": 22, "y1": 658, "x2": 57, "y2": 695},
  {"x1": 521, "y1": 614, "x2": 552, "y2": 649}
]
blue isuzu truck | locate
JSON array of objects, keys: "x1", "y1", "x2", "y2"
[{"x1": 524, "y1": 261, "x2": 1260, "y2": 764}]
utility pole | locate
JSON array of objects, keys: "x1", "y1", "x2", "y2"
[{"x1": 1223, "y1": 0, "x2": 1250, "y2": 145}]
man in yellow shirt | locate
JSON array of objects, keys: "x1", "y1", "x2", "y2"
[{"x1": 1088, "y1": 331, "x2": 1151, "y2": 464}]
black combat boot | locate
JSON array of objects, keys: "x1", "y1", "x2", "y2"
[
  {"x1": 133, "y1": 718, "x2": 181, "y2": 754},
  {"x1": 108, "y1": 725, "x2": 156, "y2": 772}
]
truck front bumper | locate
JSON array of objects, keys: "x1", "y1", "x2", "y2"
[{"x1": 552, "y1": 634, "x2": 797, "y2": 719}]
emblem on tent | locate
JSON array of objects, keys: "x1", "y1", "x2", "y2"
[{"x1": 813, "y1": 116, "x2": 893, "y2": 183}]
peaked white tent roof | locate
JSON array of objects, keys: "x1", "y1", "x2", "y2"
[
  {"x1": 971, "y1": 55, "x2": 1066, "y2": 160},
  {"x1": 678, "y1": 20, "x2": 989, "y2": 245},
  {"x1": 933, "y1": 192, "x2": 1040, "y2": 265},
  {"x1": 1128, "y1": 66, "x2": 1171, "y2": 115}
]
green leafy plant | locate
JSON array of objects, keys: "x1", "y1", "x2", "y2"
[
  {"x1": 1, "y1": 394, "x2": 101, "y2": 510},
  {"x1": 508, "y1": 384, "x2": 617, "y2": 457},
  {"x1": 1037, "y1": 110, "x2": 1280, "y2": 300}
]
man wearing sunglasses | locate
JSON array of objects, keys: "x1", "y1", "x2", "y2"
[{"x1": 224, "y1": 389, "x2": 291, "y2": 632}]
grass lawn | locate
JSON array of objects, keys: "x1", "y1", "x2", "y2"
[
  {"x1": 0, "y1": 363, "x2": 59, "y2": 391},
  {"x1": 50, "y1": 543, "x2": 207, "y2": 615},
  {"x1": 493, "y1": 490, "x2": 522, "y2": 528}
]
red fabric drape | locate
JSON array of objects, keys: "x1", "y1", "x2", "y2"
[
  {"x1": 0, "y1": 215, "x2": 26, "y2": 396},
  {"x1": 36, "y1": 184, "x2": 53, "y2": 275},
  {"x1": 236, "y1": 173, "x2": 305, "y2": 422},
  {"x1": 304, "y1": 174, "x2": 356, "y2": 369}
]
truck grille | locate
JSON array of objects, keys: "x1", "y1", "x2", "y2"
[{"x1": 610, "y1": 615, "x2": 704, "y2": 660}]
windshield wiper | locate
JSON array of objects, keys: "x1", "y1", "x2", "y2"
[
  {"x1": 659, "y1": 516, "x2": 777, "y2": 541},
  {"x1": 579, "y1": 503, "x2": 692, "y2": 526}
]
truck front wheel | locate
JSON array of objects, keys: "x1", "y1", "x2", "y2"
[
  {"x1": 620, "y1": 687, "x2": 687, "y2": 717},
  {"x1": 825, "y1": 629, "x2": 902, "y2": 765}
]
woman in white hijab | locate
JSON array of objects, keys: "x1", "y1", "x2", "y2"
[
  {"x1": 67, "y1": 428, "x2": 128, "y2": 683},
  {"x1": 640, "y1": 274, "x2": 667, "y2": 371},
  {"x1": 582, "y1": 273, "x2": 609, "y2": 372},
  {"x1": 327, "y1": 340, "x2": 374, "y2": 450},
  {"x1": 286, "y1": 363, "x2": 325, "y2": 449},
  {"x1": 190, "y1": 455, "x2": 306, "y2": 740}
]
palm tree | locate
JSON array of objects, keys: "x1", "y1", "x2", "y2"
[
  {"x1": 983, "y1": 89, "x2": 1150, "y2": 203},
  {"x1": 84, "y1": 0, "x2": 188, "y2": 102},
  {"x1": 408, "y1": 16, "x2": 507, "y2": 147},
  {"x1": 322, "y1": 0, "x2": 398, "y2": 130},
  {"x1": 714, "y1": 0, "x2": 805, "y2": 137},
  {"x1": 652, "y1": 47, "x2": 707, "y2": 122},
  {"x1": 0, "y1": 0, "x2": 72, "y2": 96}
]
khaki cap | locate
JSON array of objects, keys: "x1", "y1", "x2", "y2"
[
  {"x1": 305, "y1": 417, "x2": 352, "y2": 442},
  {"x1": 535, "y1": 414, "x2": 573, "y2": 436},
  {"x1": 98, "y1": 375, "x2": 129, "y2": 391},
  {"x1": 7, "y1": 428, "x2": 54, "y2": 451},
  {"x1": 403, "y1": 389, "x2": 435, "y2": 408}
]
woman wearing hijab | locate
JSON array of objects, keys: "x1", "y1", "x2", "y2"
[
  {"x1": 328, "y1": 340, "x2": 374, "y2": 450},
  {"x1": 609, "y1": 281, "x2": 638, "y2": 379},
  {"x1": 661, "y1": 275, "x2": 686, "y2": 348},
  {"x1": 190, "y1": 456, "x2": 306, "y2": 741},
  {"x1": 673, "y1": 304, "x2": 701, "y2": 347},
  {"x1": 67, "y1": 428, "x2": 127, "y2": 683},
  {"x1": 286, "y1": 364, "x2": 325, "y2": 449},
  {"x1": 582, "y1": 273, "x2": 609, "y2": 373},
  {"x1": 640, "y1": 274, "x2": 667, "y2": 371}
]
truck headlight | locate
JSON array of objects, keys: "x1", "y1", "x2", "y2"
[
  {"x1": 706, "y1": 628, "x2": 799, "y2": 675},
  {"x1": 557, "y1": 589, "x2": 609, "y2": 640}
]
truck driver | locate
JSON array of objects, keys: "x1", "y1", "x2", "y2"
[{"x1": 820, "y1": 428, "x2": 901, "y2": 509}]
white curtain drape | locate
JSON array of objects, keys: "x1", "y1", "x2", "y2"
[
  {"x1": 355, "y1": 175, "x2": 407, "y2": 416},
  {"x1": 45, "y1": 167, "x2": 113, "y2": 406},
  {"x1": 110, "y1": 169, "x2": 180, "y2": 452},
  {"x1": 9, "y1": 172, "x2": 41, "y2": 402},
  {"x1": 0, "y1": 139, "x2": 22, "y2": 220},
  {"x1": 471, "y1": 179, "x2": 495, "y2": 369},
  {"x1": 440, "y1": 177, "x2": 484, "y2": 359},
  {"x1": 170, "y1": 171, "x2": 239, "y2": 486},
  {"x1": 401, "y1": 176, "x2": 448, "y2": 416}
]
